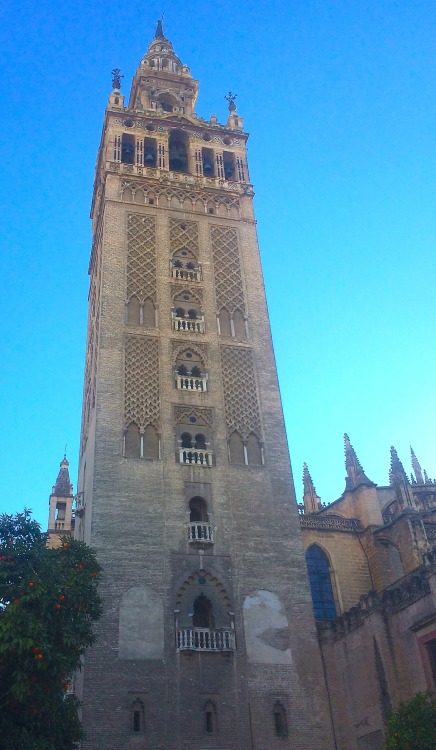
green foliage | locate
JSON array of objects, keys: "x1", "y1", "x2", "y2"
[
  {"x1": 0, "y1": 510, "x2": 102, "y2": 750},
  {"x1": 386, "y1": 692, "x2": 436, "y2": 750}
]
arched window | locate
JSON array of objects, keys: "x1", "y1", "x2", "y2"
[
  {"x1": 202, "y1": 148, "x2": 215, "y2": 177},
  {"x1": 121, "y1": 133, "x2": 135, "y2": 165},
  {"x1": 273, "y1": 702, "x2": 288, "y2": 737},
  {"x1": 181, "y1": 432, "x2": 193, "y2": 449},
  {"x1": 169, "y1": 130, "x2": 189, "y2": 173},
  {"x1": 188, "y1": 497, "x2": 212, "y2": 543},
  {"x1": 143, "y1": 425, "x2": 159, "y2": 460},
  {"x1": 127, "y1": 296, "x2": 140, "y2": 325},
  {"x1": 125, "y1": 423, "x2": 140, "y2": 458},
  {"x1": 189, "y1": 497, "x2": 208, "y2": 522},
  {"x1": 204, "y1": 701, "x2": 218, "y2": 734},
  {"x1": 195, "y1": 433, "x2": 207, "y2": 449},
  {"x1": 246, "y1": 433, "x2": 262, "y2": 465},
  {"x1": 218, "y1": 308, "x2": 232, "y2": 336},
  {"x1": 229, "y1": 431, "x2": 245, "y2": 465},
  {"x1": 233, "y1": 309, "x2": 246, "y2": 339},
  {"x1": 131, "y1": 699, "x2": 145, "y2": 734},
  {"x1": 193, "y1": 593, "x2": 215, "y2": 628},
  {"x1": 305, "y1": 545, "x2": 337, "y2": 619},
  {"x1": 143, "y1": 298, "x2": 156, "y2": 327},
  {"x1": 143, "y1": 140, "x2": 157, "y2": 167}
]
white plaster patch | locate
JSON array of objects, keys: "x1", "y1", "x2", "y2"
[
  {"x1": 118, "y1": 586, "x2": 163, "y2": 660},
  {"x1": 243, "y1": 590, "x2": 292, "y2": 664}
]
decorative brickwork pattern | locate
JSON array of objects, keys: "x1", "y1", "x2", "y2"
[
  {"x1": 127, "y1": 214, "x2": 156, "y2": 303},
  {"x1": 299, "y1": 515, "x2": 362, "y2": 532},
  {"x1": 80, "y1": 235, "x2": 102, "y2": 453},
  {"x1": 120, "y1": 179, "x2": 240, "y2": 218},
  {"x1": 170, "y1": 219, "x2": 199, "y2": 258},
  {"x1": 220, "y1": 346, "x2": 261, "y2": 438},
  {"x1": 174, "y1": 405, "x2": 214, "y2": 428},
  {"x1": 211, "y1": 226, "x2": 245, "y2": 314},
  {"x1": 175, "y1": 569, "x2": 232, "y2": 610},
  {"x1": 171, "y1": 340, "x2": 208, "y2": 366},
  {"x1": 171, "y1": 284, "x2": 203, "y2": 306},
  {"x1": 124, "y1": 335, "x2": 159, "y2": 429}
]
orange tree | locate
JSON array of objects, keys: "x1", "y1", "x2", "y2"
[
  {"x1": 0, "y1": 510, "x2": 102, "y2": 750},
  {"x1": 386, "y1": 692, "x2": 436, "y2": 750}
]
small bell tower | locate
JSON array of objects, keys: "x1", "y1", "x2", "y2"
[{"x1": 47, "y1": 455, "x2": 74, "y2": 547}]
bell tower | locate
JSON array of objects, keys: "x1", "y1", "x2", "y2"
[{"x1": 76, "y1": 21, "x2": 334, "y2": 750}]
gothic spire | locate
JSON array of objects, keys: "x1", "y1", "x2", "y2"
[
  {"x1": 52, "y1": 455, "x2": 73, "y2": 497},
  {"x1": 344, "y1": 434, "x2": 374, "y2": 491},
  {"x1": 303, "y1": 463, "x2": 321, "y2": 513},
  {"x1": 410, "y1": 446, "x2": 424, "y2": 484},
  {"x1": 389, "y1": 446, "x2": 409, "y2": 486}
]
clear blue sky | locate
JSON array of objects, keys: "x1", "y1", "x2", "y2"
[{"x1": 1, "y1": 0, "x2": 435, "y2": 528}]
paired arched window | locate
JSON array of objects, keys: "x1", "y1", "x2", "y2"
[
  {"x1": 181, "y1": 432, "x2": 206, "y2": 450},
  {"x1": 126, "y1": 296, "x2": 156, "y2": 327},
  {"x1": 124, "y1": 423, "x2": 159, "y2": 460},
  {"x1": 305, "y1": 545, "x2": 337, "y2": 619},
  {"x1": 174, "y1": 349, "x2": 207, "y2": 391},
  {"x1": 228, "y1": 431, "x2": 262, "y2": 466},
  {"x1": 218, "y1": 308, "x2": 247, "y2": 339}
]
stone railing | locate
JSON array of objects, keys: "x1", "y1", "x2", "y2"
[
  {"x1": 106, "y1": 161, "x2": 247, "y2": 193},
  {"x1": 187, "y1": 522, "x2": 214, "y2": 543},
  {"x1": 54, "y1": 521, "x2": 66, "y2": 530},
  {"x1": 176, "y1": 627, "x2": 235, "y2": 652},
  {"x1": 299, "y1": 515, "x2": 362, "y2": 533},
  {"x1": 172, "y1": 315, "x2": 205, "y2": 333},
  {"x1": 171, "y1": 266, "x2": 201, "y2": 282},
  {"x1": 318, "y1": 567, "x2": 433, "y2": 642},
  {"x1": 179, "y1": 448, "x2": 212, "y2": 467},
  {"x1": 175, "y1": 375, "x2": 207, "y2": 392}
]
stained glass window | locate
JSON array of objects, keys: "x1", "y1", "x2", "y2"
[{"x1": 305, "y1": 545, "x2": 336, "y2": 619}]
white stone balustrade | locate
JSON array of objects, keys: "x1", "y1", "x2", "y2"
[
  {"x1": 187, "y1": 521, "x2": 214, "y2": 543},
  {"x1": 179, "y1": 448, "x2": 212, "y2": 466},
  {"x1": 175, "y1": 375, "x2": 207, "y2": 392},
  {"x1": 171, "y1": 267, "x2": 201, "y2": 282},
  {"x1": 176, "y1": 627, "x2": 235, "y2": 652},
  {"x1": 172, "y1": 315, "x2": 205, "y2": 333}
]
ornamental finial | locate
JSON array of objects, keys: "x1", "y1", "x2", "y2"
[
  {"x1": 225, "y1": 91, "x2": 237, "y2": 112},
  {"x1": 111, "y1": 68, "x2": 124, "y2": 91}
]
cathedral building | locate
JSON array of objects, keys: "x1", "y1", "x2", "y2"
[
  {"x1": 299, "y1": 439, "x2": 436, "y2": 750},
  {"x1": 68, "y1": 21, "x2": 334, "y2": 750}
]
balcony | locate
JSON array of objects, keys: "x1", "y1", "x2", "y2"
[
  {"x1": 172, "y1": 315, "x2": 205, "y2": 333},
  {"x1": 187, "y1": 521, "x2": 214, "y2": 543},
  {"x1": 175, "y1": 374, "x2": 207, "y2": 392},
  {"x1": 179, "y1": 448, "x2": 213, "y2": 466},
  {"x1": 171, "y1": 266, "x2": 201, "y2": 282},
  {"x1": 176, "y1": 627, "x2": 235, "y2": 652}
]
